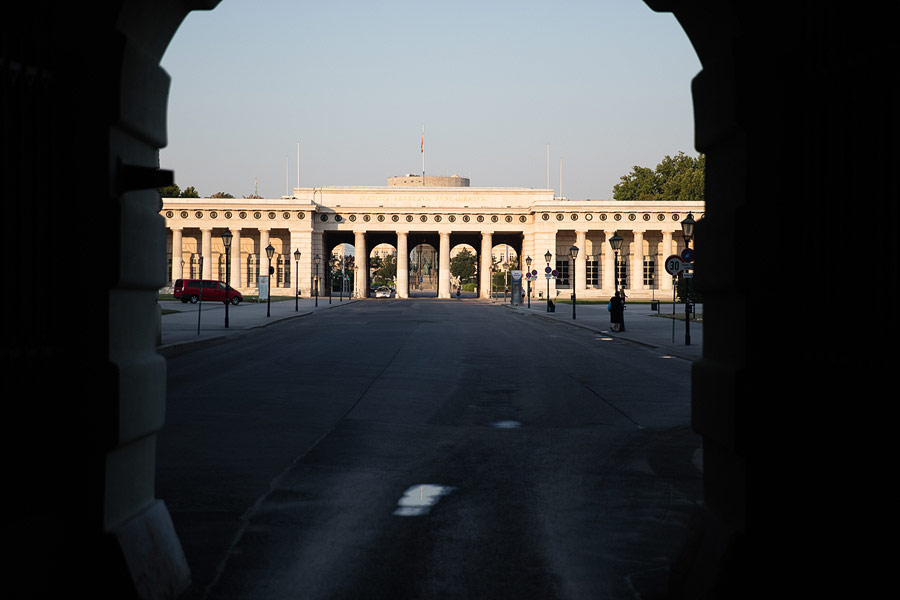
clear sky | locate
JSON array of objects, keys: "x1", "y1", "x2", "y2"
[{"x1": 159, "y1": 0, "x2": 701, "y2": 200}]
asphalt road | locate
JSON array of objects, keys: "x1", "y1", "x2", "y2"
[{"x1": 156, "y1": 299, "x2": 702, "y2": 599}]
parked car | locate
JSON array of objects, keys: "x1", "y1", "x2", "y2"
[
  {"x1": 173, "y1": 279, "x2": 243, "y2": 305},
  {"x1": 374, "y1": 286, "x2": 392, "y2": 298}
]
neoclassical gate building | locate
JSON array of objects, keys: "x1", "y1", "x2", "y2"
[{"x1": 161, "y1": 175, "x2": 704, "y2": 300}]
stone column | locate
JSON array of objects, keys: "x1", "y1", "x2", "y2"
[
  {"x1": 229, "y1": 229, "x2": 241, "y2": 289},
  {"x1": 354, "y1": 230, "x2": 367, "y2": 298},
  {"x1": 604, "y1": 230, "x2": 617, "y2": 292},
  {"x1": 201, "y1": 228, "x2": 212, "y2": 279},
  {"x1": 480, "y1": 231, "x2": 493, "y2": 299},
  {"x1": 661, "y1": 231, "x2": 674, "y2": 292},
  {"x1": 438, "y1": 231, "x2": 451, "y2": 298},
  {"x1": 171, "y1": 228, "x2": 183, "y2": 282},
  {"x1": 575, "y1": 230, "x2": 587, "y2": 298},
  {"x1": 396, "y1": 231, "x2": 409, "y2": 298},
  {"x1": 259, "y1": 229, "x2": 270, "y2": 285},
  {"x1": 632, "y1": 230, "x2": 644, "y2": 292}
]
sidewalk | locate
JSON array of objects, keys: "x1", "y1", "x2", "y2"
[
  {"x1": 503, "y1": 299, "x2": 703, "y2": 361},
  {"x1": 157, "y1": 296, "x2": 359, "y2": 354},
  {"x1": 157, "y1": 296, "x2": 702, "y2": 361}
]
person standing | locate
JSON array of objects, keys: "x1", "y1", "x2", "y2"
[{"x1": 608, "y1": 291, "x2": 626, "y2": 332}]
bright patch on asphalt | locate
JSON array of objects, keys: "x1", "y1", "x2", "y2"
[
  {"x1": 393, "y1": 484, "x2": 455, "y2": 517},
  {"x1": 490, "y1": 420, "x2": 522, "y2": 429}
]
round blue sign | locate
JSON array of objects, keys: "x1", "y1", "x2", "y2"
[
  {"x1": 681, "y1": 247, "x2": 695, "y2": 262},
  {"x1": 545, "y1": 266, "x2": 552, "y2": 273}
]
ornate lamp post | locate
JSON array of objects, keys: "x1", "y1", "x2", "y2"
[
  {"x1": 314, "y1": 254, "x2": 320, "y2": 307},
  {"x1": 609, "y1": 233, "x2": 623, "y2": 294},
  {"x1": 681, "y1": 212, "x2": 696, "y2": 345},
  {"x1": 265, "y1": 243, "x2": 275, "y2": 317},
  {"x1": 294, "y1": 249, "x2": 301, "y2": 311},
  {"x1": 569, "y1": 245, "x2": 578, "y2": 320},
  {"x1": 525, "y1": 256, "x2": 532, "y2": 308},
  {"x1": 353, "y1": 265, "x2": 358, "y2": 298},
  {"x1": 544, "y1": 249, "x2": 552, "y2": 312},
  {"x1": 222, "y1": 229, "x2": 232, "y2": 328}
]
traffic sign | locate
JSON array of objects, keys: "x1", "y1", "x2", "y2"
[
  {"x1": 544, "y1": 266, "x2": 552, "y2": 274},
  {"x1": 681, "y1": 247, "x2": 695, "y2": 262},
  {"x1": 664, "y1": 254, "x2": 685, "y2": 276}
]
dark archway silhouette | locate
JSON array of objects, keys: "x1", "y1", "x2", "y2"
[{"x1": 3, "y1": 2, "x2": 894, "y2": 598}]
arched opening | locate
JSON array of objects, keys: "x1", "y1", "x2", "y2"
[{"x1": 6, "y1": 2, "x2": 894, "y2": 598}]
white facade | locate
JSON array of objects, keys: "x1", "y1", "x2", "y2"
[{"x1": 161, "y1": 184, "x2": 703, "y2": 300}]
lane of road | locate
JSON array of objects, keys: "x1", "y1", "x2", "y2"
[{"x1": 156, "y1": 299, "x2": 701, "y2": 599}]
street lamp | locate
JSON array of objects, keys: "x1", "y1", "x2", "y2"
[
  {"x1": 609, "y1": 233, "x2": 623, "y2": 294},
  {"x1": 525, "y1": 256, "x2": 532, "y2": 308},
  {"x1": 681, "y1": 212, "x2": 696, "y2": 345},
  {"x1": 314, "y1": 254, "x2": 320, "y2": 307},
  {"x1": 294, "y1": 249, "x2": 301, "y2": 311},
  {"x1": 265, "y1": 243, "x2": 275, "y2": 317},
  {"x1": 353, "y1": 265, "x2": 358, "y2": 298},
  {"x1": 569, "y1": 245, "x2": 578, "y2": 320},
  {"x1": 222, "y1": 229, "x2": 232, "y2": 328},
  {"x1": 544, "y1": 249, "x2": 552, "y2": 312}
]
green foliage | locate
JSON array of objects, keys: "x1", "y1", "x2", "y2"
[
  {"x1": 157, "y1": 184, "x2": 200, "y2": 198},
  {"x1": 373, "y1": 253, "x2": 396, "y2": 284},
  {"x1": 450, "y1": 248, "x2": 477, "y2": 283},
  {"x1": 208, "y1": 191, "x2": 234, "y2": 198},
  {"x1": 613, "y1": 152, "x2": 704, "y2": 202}
]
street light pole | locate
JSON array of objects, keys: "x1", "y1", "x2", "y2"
[
  {"x1": 294, "y1": 249, "x2": 301, "y2": 311},
  {"x1": 681, "y1": 212, "x2": 696, "y2": 346},
  {"x1": 222, "y1": 229, "x2": 232, "y2": 328},
  {"x1": 265, "y1": 243, "x2": 275, "y2": 318},
  {"x1": 314, "y1": 254, "x2": 320, "y2": 307},
  {"x1": 525, "y1": 256, "x2": 532, "y2": 308},
  {"x1": 544, "y1": 250, "x2": 552, "y2": 312},
  {"x1": 569, "y1": 245, "x2": 578, "y2": 320}
]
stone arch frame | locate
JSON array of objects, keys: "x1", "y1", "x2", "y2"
[{"x1": 4, "y1": 2, "x2": 895, "y2": 598}]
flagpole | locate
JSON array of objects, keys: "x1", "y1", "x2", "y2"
[{"x1": 421, "y1": 125, "x2": 425, "y2": 185}]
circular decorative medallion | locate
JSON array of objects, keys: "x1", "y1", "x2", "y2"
[
  {"x1": 320, "y1": 214, "x2": 328, "y2": 221},
  {"x1": 283, "y1": 212, "x2": 291, "y2": 219},
  {"x1": 268, "y1": 212, "x2": 276, "y2": 219},
  {"x1": 335, "y1": 214, "x2": 342, "y2": 222},
  {"x1": 195, "y1": 211, "x2": 203, "y2": 219},
  {"x1": 628, "y1": 214, "x2": 636, "y2": 221},
  {"x1": 571, "y1": 214, "x2": 578, "y2": 220},
  {"x1": 435, "y1": 215, "x2": 442, "y2": 222},
  {"x1": 505, "y1": 215, "x2": 513, "y2": 223},
  {"x1": 449, "y1": 215, "x2": 456, "y2": 222},
  {"x1": 297, "y1": 212, "x2": 305, "y2": 219},
  {"x1": 349, "y1": 214, "x2": 357, "y2": 222},
  {"x1": 657, "y1": 214, "x2": 665, "y2": 221},
  {"x1": 599, "y1": 213, "x2": 607, "y2": 221},
  {"x1": 614, "y1": 214, "x2": 622, "y2": 221},
  {"x1": 420, "y1": 215, "x2": 427, "y2": 222},
  {"x1": 406, "y1": 215, "x2": 413, "y2": 222},
  {"x1": 391, "y1": 214, "x2": 399, "y2": 222},
  {"x1": 542, "y1": 214, "x2": 550, "y2": 221},
  {"x1": 363, "y1": 215, "x2": 371, "y2": 222},
  {"x1": 673, "y1": 214, "x2": 681, "y2": 221},
  {"x1": 225, "y1": 211, "x2": 232, "y2": 219},
  {"x1": 253, "y1": 212, "x2": 262, "y2": 219},
  {"x1": 180, "y1": 211, "x2": 188, "y2": 219},
  {"x1": 556, "y1": 214, "x2": 564, "y2": 221},
  {"x1": 519, "y1": 216, "x2": 527, "y2": 223},
  {"x1": 165, "y1": 210, "x2": 174, "y2": 218},
  {"x1": 210, "y1": 211, "x2": 217, "y2": 219},
  {"x1": 585, "y1": 213, "x2": 593, "y2": 221},
  {"x1": 491, "y1": 215, "x2": 498, "y2": 223},
  {"x1": 463, "y1": 215, "x2": 470, "y2": 222},
  {"x1": 239, "y1": 211, "x2": 247, "y2": 219},
  {"x1": 643, "y1": 214, "x2": 650, "y2": 221},
  {"x1": 477, "y1": 215, "x2": 484, "y2": 223},
  {"x1": 377, "y1": 215, "x2": 385, "y2": 222}
]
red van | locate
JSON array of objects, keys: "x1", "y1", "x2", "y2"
[{"x1": 174, "y1": 279, "x2": 243, "y2": 305}]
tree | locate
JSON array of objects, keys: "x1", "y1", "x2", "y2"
[
  {"x1": 157, "y1": 184, "x2": 180, "y2": 198},
  {"x1": 450, "y1": 248, "x2": 477, "y2": 284},
  {"x1": 207, "y1": 191, "x2": 234, "y2": 198},
  {"x1": 181, "y1": 186, "x2": 199, "y2": 198},
  {"x1": 612, "y1": 151, "x2": 704, "y2": 202},
  {"x1": 374, "y1": 253, "x2": 396, "y2": 285}
]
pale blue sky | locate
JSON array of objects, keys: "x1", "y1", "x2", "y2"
[{"x1": 159, "y1": 0, "x2": 700, "y2": 200}]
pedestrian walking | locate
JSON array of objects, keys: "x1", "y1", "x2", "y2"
[
  {"x1": 456, "y1": 286, "x2": 461, "y2": 300},
  {"x1": 608, "y1": 291, "x2": 626, "y2": 332}
]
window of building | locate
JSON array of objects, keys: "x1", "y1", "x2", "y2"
[
  {"x1": 555, "y1": 260, "x2": 570, "y2": 286},
  {"x1": 586, "y1": 259, "x2": 599, "y2": 286},
  {"x1": 616, "y1": 259, "x2": 628, "y2": 289},
  {"x1": 248, "y1": 254, "x2": 258, "y2": 285},
  {"x1": 643, "y1": 258, "x2": 656, "y2": 288}
]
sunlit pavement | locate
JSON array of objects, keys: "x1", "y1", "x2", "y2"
[{"x1": 159, "y1": 295, "x2": 702, "y2": 362}]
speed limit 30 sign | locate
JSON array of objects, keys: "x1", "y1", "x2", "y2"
[{"x1": 665, "y1": 254, "x2": 686, "y2": 276}]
